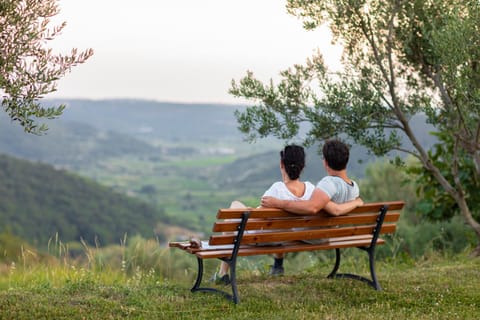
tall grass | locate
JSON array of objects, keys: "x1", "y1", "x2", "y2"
[
  {"x1": 1, "y1": 230, "x2": 479, "y2": 319},
  {"x1": 1, "y1": 246, "x2": 479, "y2": 319}
]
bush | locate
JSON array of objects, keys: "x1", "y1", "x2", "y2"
[{"x1": 378, "y1": 216, "x2": 475, "y2": 259}]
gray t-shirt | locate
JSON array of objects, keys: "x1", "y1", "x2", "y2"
[{"x1": 316, "y1": 176, "x2": 359, "y2": 203}]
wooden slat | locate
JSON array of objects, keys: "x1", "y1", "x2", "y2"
[
  {"x1": 212, "y1": 212, "x2": 401, "y2": 232},
  {"x1": 209, "y1": 224, "x2": 396, "y2": 245},
  {"x1": 196, "y1": 238, "x2": 387, "y2": 259},
  {"x1": 216, "y1": 201, "x2": 405, "y2": 219}
]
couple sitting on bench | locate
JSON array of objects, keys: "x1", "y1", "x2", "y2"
[{"x1": 211, "y1": 139, "x2": 364, "y2": 285}]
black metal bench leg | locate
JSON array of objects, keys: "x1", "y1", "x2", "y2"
[
  {"x1": 188, "y1": 211, "x2": 249, "y2": 304},
  {"x1": 327, "y1": 204, "x2": 388, "y2": 290},
  {"x1": 327, "y1": 248, "x2": 341, "y2": 278},
  {"x1": 229, "y1": 260, "x2": 239, "y2": 304},
  {"x1": 190, "y1": 257, "x2": 237, "y2": 302},
  {"x1": 327, "y1": 247, "x2": 382, "y2": 290},
  {"x1": 191, "y1": 257, "x2": 204, "y2": 292},
  {"x1": 368, "y1": 248, "x2": 381, "y2": 290}
]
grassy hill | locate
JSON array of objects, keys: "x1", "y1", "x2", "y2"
[
  {"x1": 0, "y1": 252, "x2": 478, "y2": 319},
  {"x1": 0, "y1": 154, "x2": 173, "y2": 248}
]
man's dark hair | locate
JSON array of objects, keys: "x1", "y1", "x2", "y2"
[
  {"x1": 280, "y1": 145, "x2": 305, "y2": 180},
  {"x1": 322, "y1": 139, "x2": 349, "y2": 171}
]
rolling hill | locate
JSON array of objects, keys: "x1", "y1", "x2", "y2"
[{"x1": 0, "y1": 154, "x2": 172, "y2": 248}]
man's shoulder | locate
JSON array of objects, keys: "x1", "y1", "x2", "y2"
[{"x1": 317, "y1": 175, "x2": 339, "y2": 185}]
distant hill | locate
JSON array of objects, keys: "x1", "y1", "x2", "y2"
[
  {"x1": 5, "y1": 99, "x2": 434, "y2": 166},
  {"x1": 0, "y1": 113, "x2": 161, "y2": 167},
  {"x1": 0, "y1": 99, "x2": 281, "y2": 167},
  {"x1": 48, "y1": 99, "x2": 247, "y2": 143},
  {"x1": 0, "y1": 154, "x2": 172, "y2": 248}
]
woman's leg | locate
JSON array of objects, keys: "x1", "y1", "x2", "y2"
[{"x1": 214, "y1": 201, "x2": 247, "y2": 283}]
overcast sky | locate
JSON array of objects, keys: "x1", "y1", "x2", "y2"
[{"x1": 49, "y1": 0, "x2": 341, "y2": 104}]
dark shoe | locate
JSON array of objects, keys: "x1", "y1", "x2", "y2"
[
  {"x1": 210, "y1": 272, "x2": 231, "y2": 285},
  {"x1": 269, "y1": 265, "x2": 285, "y2": 276}
]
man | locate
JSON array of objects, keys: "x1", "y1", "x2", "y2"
[{"x1": 261, "y1": 139, "x2": 363, "y2": 274}]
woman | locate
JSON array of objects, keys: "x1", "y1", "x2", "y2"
[{"x1": 213, "y1": 144, "x2": 315, "y2": 284}]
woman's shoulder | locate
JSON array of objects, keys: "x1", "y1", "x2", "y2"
[
  {"x1": 304, "y1": 181, "x2": 315, "y2": 187},
  {"x1": 303, "y1": 181, "x2": 316, "y2": 197},
  {"x1": 263, "y1": 181, "x2": 287, "y2": 194},
  {"x1": 270, "y1": 181, "x2": 286, "y2": 188}
]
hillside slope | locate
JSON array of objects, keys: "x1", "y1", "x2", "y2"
[{"x1": 0, "y1": 154, "x2": 171, "y2": 247}]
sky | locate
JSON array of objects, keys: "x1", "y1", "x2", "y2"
[{"x1": 49, "y1": 0, "x2": 342, "y2": 104}]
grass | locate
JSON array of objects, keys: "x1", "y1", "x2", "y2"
[{"x1": 0, "y1": 252, "x2": 479, "y2": 319}]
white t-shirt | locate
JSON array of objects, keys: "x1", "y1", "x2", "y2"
[
  {"x1": 258, "y1": 181, "x2": 315, "y2": 244},
  {"x1": 316, "y1": 176, "x2": 359, "y2": 202},
  {"x1": 262, "y1": 181, "x2": 315, "y2": 200}
]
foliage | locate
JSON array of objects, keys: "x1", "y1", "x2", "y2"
[
  {"x1": 407, "y1": 132, "x2": 480, "y2": 221},
  {"x1": 0, "y1": 0, "x2": 92, "y2": 134},
  {"x1": 360, "y1": 158, "x2": 418, "y2": 211},
  {"x1": 391, "y1": 216, "x2": 476, "y2": 259},
  {"x1": 0, "y1": 231, "x2": 33, "y2": 263},
  {"x1": 357, "y1": 158, "x2": 474, "y2": 259},
  {"x1": 229, "y1": 0, "x2": 480, "y2": 253}
]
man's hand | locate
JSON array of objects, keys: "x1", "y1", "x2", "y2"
[
  {"x1": 324, "y1": 197, "x2": 364, "y2": 216},
  {"x1": 261, "y1": 196, "x2": 284, "y2": 208}
]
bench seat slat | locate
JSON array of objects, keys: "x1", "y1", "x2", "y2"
[
  {"x1": 196, "y1": 237, "x2": 386, "y2": 259},
  {"x1": 169, "y1": 234, "x2": 381, "y2": 254},
  {"x1": 212, "y1": 212, "x2": 401, "y2": 232},
  {"x1": 209, "y1": 224, "x2": 396, "y2": 245}
]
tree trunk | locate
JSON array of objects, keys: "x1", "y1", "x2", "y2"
[
  {"x1": 424, "y1": 154, "x2": 480, "y2": 257},
  {"x1": 470, "y1": 244, "x2": 480, "y2": 258},
  {"x1": 455, "y1": 193, "x2": 480, "y2": 257}
]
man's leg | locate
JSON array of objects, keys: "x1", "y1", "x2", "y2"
[{"x1": 271, "y1": 253, "x2": 285, "y2": 275}]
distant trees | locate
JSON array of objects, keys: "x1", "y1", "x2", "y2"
[
  {"x1": 0, "y1": 0, "x2": 92, "y2": 134},
  {"x1": 230, "y1": 0, "x2": 480, "y2": 255}
]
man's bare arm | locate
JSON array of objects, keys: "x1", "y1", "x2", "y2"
[
  {"x1": 261, "y1": 188, "x2": 330, "y2": 215},
  {"x1": 324, "y1": 197, "x2": 364, "y2": 216}
]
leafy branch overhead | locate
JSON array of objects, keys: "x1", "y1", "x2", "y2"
[
  {"x1": 0, "y1": 0, "x2": 93, "y2": 134},
  {"x1": 230, "y1": 0, "x2": 480, "y2": 256}
]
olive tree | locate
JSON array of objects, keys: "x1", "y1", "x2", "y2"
[
  {"x1": 0, "y1": 0, "x2": 93, "y2": 134},
  {"x1": 229, "y1": 0, "x2": 480, "y2": 255}
]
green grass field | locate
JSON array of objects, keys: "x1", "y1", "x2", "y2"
[{"x1": 1, "y1": 252, "x2": 478, "y2": 319}]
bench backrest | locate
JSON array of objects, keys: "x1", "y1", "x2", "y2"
[{"x1": 209, "y1": 201, "x2": 405, "y2": 246}]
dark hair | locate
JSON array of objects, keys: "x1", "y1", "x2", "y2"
[
  {"x1": 280, "y1": 145, "x2": 305, "y2": 180},
  {"x1": 322, "y1": 139, "x2": 349, "y2": 170}
]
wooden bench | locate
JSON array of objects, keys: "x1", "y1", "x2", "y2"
[{"x1": 169, "y1": 201, "x2": 405, "y2": 304}]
